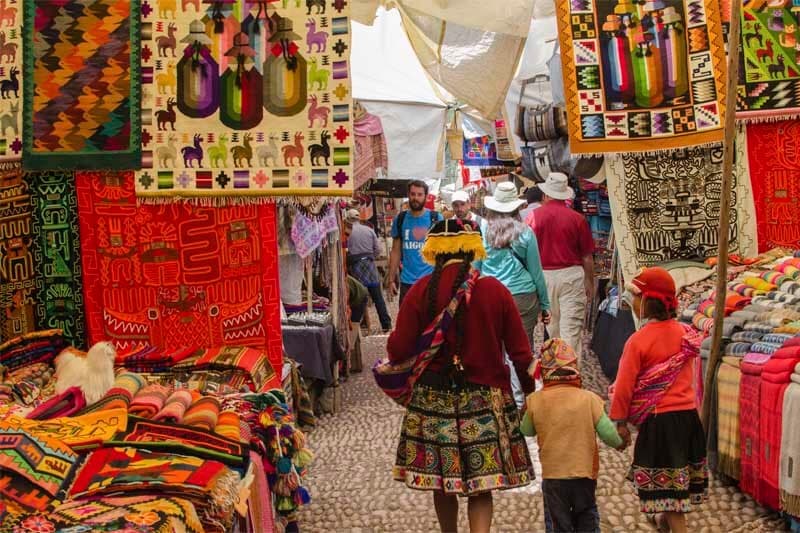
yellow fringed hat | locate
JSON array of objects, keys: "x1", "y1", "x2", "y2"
[{"x1": 421, "y1": 218, "x2": 486, "y2": 265}]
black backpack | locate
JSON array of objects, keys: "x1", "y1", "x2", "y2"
[{"x1": 396, "y1": 210, "x2": 438, "y2": 243}]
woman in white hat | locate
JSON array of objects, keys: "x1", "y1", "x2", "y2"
[{"x1": 477, "y1": 181, "x2": 551, "y2": 406}]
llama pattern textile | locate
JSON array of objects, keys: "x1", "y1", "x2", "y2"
[
  {"x1": 22, "y1": 0, "x2": 141, "y2": 170},
  {"x1": 136, "y1": 0, "x2": 353, "y2": 198},
  {"x1": 605, "y1": 130, "x2": 758, "y2": 283},
  {"x1": 554, "y1": 0, "x2": 727, "y2": 154},
  {"x1": 0, "y1": 1, "x2": 21, "y2": 164},
  {"x1": 746, "y1": 120, "x2": 800, "y2": 252},
  {"x1": 0, "y1": 165, "x2": 86, "y2": 346},
  {"x1": 76, "y1": 171, "x2": 283, "y2": 373}
]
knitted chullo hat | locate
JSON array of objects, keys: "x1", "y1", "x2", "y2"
[
  {"x1": 421, "y1": 218, "x2": 486, "y2": 265},
  {"x1": 534, "y1": 338, "x2": 580, "y2": 382}
]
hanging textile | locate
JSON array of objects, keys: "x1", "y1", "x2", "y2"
[
  {"x1": 136, "y1": 1, "x2": 353, "y2": 199},
  {"x1": 605, "y1": 128, "x2": 758, "y2": 283},
  {"x1": 353, "y1": 110, "x2": 389, "y2": 188},
  {"x1": 0, "y1": 1, "x2": 21, "y2": 164},
  {"x1": 746, "y1": 120, "x2": 800, "y2": 252},
  {"x1": 555, "y1": 0, "x2": 727, "y2": 154},
  {"x1": 76, "y1": 171, "x2": 283, "y2": 374}
]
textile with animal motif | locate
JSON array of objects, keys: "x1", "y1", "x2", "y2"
[
  {"x1": 136, "y1": 0, "x2": 353, "y2": 198},
  {"x1": 1, "y1": 494, "x2": 204, "y2": 533},
  {"x1": 0, "y1": 408, "x2": 127, "y2": 449},
  {"x1": 67, "y1": 446, "x2": 240, "y2": 531},
  {"x1": 605, "y1": 128, "x2": 758, "y2": 283},
  {"x1": 555, "y1": 0, "x2": 727, "y2": 154},
  {"x1": 22, "y1": 0, "x2": 141, "y2": 170},
  {"x1": 0, "y1": 0, "x2": 21, "y2": 163},
  {"x1": 721, "y1": 0, "x2": 800, "y2": 119},
  {"x1": 0, "y1": 167, "x2": 86, "y2": 346},
  {"x1": 745, "y1": 120, "x2": 800, "y2": 252},
  {"x1": 76, "y1": 171, "x2": 283, "y2": 375}
]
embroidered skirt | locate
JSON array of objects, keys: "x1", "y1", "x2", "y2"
[
  {"x1": 393, "y1": 381, "x2": 534, "y2": 496},
  {"x1": 630, "y1": 409, "x2": 709, "y2": 514}
]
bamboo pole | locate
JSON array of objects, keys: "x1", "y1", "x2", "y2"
[
  {"x1": 306, "y1": 258, "x2": 313, "y2": 314},
  {"x1": 701, "y1": 0, "x2": 741, "y2": 430}
]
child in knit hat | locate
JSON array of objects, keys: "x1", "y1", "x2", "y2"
[{"x1": 521, "y1": 338, "x2": 624, "y2": 533}]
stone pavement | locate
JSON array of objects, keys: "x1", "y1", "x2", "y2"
[{"x1": 299, "y1": 329, "x2": 787, "y2": 532}]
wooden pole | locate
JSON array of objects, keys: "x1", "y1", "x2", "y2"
[
  {"x1": 701, "y1": 0, "x2": 741, "y2": 430},
  {"x1": 306, "y1": 258, "x2": 313, "y2": 314}
]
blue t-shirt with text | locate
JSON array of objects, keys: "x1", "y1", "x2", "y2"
[{"x1": 391, "y1": 209, "x2": 443, "y2": 285}]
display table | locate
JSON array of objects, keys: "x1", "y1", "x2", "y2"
[{"x1": 282, "y1": 324, "x2": 339, "y2": 385}]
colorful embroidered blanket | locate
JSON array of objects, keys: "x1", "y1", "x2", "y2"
[
  {"x1": 722, "y1": 0, "x2": 800, "y2": 120},
  {"x1": 4, "y1": 494, "x2": 204, "y2": 533},
  {"x1": 0, "y1": 427, "x2": 76, "y2": 511},
  {"x1": 0, "y1": 408, "x2": 127, "y2": 449},
  {"x1": 190, "y1": 346, "x2": 276, "y2": 392},
  {"x1": 67, "y1": 447, "x2": 240, "y2": 529},
  {"x1": 555, "y1": 0, "x2": 727, "y2": 154},
  {"x1": 605, "y1": 133, "x2": 758, "y2": 283},
  {"x1": 0, "y1": 167, "x2": 86, "y2": 346},
  {"x1": 76, "y1": 171, "x2": 283, "y2": 373},
  {"x1": 746, "y1": 120, "x2": 800, "y2": 252},
  {"x1": 136, "y1": 0, "x2": 353, "y2": 199},
  {"x1": 22, "y1": 0, "x2": 141, "y2": 170},
  {"x1": 0, "y1": 330, "x2": 66, "y2": 372}
]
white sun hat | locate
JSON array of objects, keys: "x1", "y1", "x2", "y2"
[
  {"x1": 537, "y1": 172, "x2": 575, "y2": 201},
  {"x1": 484, "y1": 182, "x2": 526, "y2": 213}
]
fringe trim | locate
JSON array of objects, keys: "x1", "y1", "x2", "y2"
[
  {"x1": 207, "y1": 468, "x2": 242, "y2": 529},
  {"x1": 781, "y1": 489, "x2": 800, "y2": 517},
  {"x1": 736, "y1": 113, "x2": 800, "y2": 125},
  {"x1": 717, "y1": 453, "x2": 740, "y2": 481}
]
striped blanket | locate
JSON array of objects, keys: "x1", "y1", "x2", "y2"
[
  {"x1": 718, "y1": 357, "x2": 743, "y2": 480},
  {"x1": 781, "y1": 382, "x2": 800, "y2": 515},
  {"x1": 740, "y1": 361, "x2": 765, "y2": 502}
]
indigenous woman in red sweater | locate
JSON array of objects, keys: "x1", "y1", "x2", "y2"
[
  {"x1": 388, "y1": 219, "x2": 535, "y2": 533},
  {"x1": 610, "y1": 267, "x2": 708, "y2": 533}
]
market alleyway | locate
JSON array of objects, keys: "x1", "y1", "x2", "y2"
[{"x1": 299, "y1": 328, "x2": 787, "y2": 532}]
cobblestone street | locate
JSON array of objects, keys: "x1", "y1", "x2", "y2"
[{"x1": 299, "y1": 328, "x2": 787, "y2": 532}]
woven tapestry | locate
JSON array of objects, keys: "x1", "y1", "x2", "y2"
[
  {"x1": 0, "y1": 164, "x2": 86, "y2": 346},
  {"x1": 22, "y1": 0, "x2": 141, "y2": 170},
  {"x1": 721, "y1": 0, "x2": 800, "y2": 120},
  {"x1": 746, "y1": 120, "x2": 800, "y2": 251},
  {"x1": 555, "y1": 0, "x2": 727, "y2": 154},
  {"x1": 0, "y1": 0, "x2": 20, "y2": 163},
  {"x1": 606, "y1": 128, "x2": 758, "y2": 282},
  {"x1": 77, "y1": 171, "x2": 283, "y2": 373},
  {"x1": 135, "y1": 0, "x2": 353, "y2": 199}
]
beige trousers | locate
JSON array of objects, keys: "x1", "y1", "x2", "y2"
[{"x1": 543, "y1": 266, "x2": 587, "y2": 360}]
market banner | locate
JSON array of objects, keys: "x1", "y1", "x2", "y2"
[
  {"x1": 605, "y1": 128, "x2": 758, "y2": 283},
  {"x1": 555, "y1": 0, "x2": 727, "y2": 154},
  {"x1": 76, "y1": 171, "x2": 283, "y2": 374},
  {"x1": 136, "y1": 0, "x2": 354, "y2": 199},
  {"x1": 22, "y1": 0, "x2": 142, "y2": 170},
  {"x1": 0, "y1": 163, "x2": 87, "y2": 347},
  {"x1": 746, "y1": 120, "x2": 800, "y2": 252}
]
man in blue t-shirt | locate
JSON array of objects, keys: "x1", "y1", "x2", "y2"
[{"x1": 388, "y1": 180, "x2": 443, "y2": 305}]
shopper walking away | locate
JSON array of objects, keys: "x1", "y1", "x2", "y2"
[
  {"x1": 532, "y1": 172, "x2": 595, "y2": 358},
  {"x1": 521, "y1": 186, "x2": 543, "y2": 227},
  {"x1": 478, "y1": 181, "x2": 550, "y2": 407},
  {"x1": 346, "y1": 275, "x2": 369, "y2": 372},
  {"x1": 521, "y1": 338, "x2": 624, "y2": 533},
  {"x1": 388, "y1": 219, "x2": 535, "y2": 533},
  {"x1": 450, "y1": 190, "x2": 486, "y2": 231},
  {"x1": 610, "y1": 267, "x2": 708, "y2": 533},
  {"x1": 344, "y1": 209, "x2": 392, "y2": 332},
  {"x1": 388, "y1": 180, "x2": 443, "y2": 305}
]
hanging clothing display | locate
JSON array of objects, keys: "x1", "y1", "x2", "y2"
[{"x1": 354, "y1": 109, "x2": 389, "y2": 189}]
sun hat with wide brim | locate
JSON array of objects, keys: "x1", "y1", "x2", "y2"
[
  {"x1": 484, "y1": 181, "x2": 526, "y2": 213},
  {"x1": 537, "y1": 172, "x2": 575, "y2": 200}
]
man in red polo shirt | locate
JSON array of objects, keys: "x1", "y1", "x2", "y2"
[{"x1": 530, "y1": 172, "x2": 595, "y2": 359}]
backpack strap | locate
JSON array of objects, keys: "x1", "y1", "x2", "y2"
[{"x1": 396, "y1": 211, "x2": 407, "y2": 243}]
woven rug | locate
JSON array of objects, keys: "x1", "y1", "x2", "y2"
[
  {"x1": 0, "y1": 165, "x2": 86, "y2": 346},
  {"x1": 0, "y1": 407, "x2": 127, "y2": 449},
  {"x1": 555, "y1": 0, "x2": 727, "y2": 154},
  {"x1": 605, "y1": 128, "x2": 758, "y2": 283},
  {"x1": 720, "y1": 0, "x2": 800, "y2": 120},
  {"x1": 136, "y1": 0, "x2": 354, "y2": 199},
  {"x1": 746, "y1": 120, "x2": 800, "y2": 252},
  {"x1": 22, "y1": 0, "x2": 141, "y2": 170},
  {"x1": 76, "y1": 171, "x2": 283, "y2": 374},
  {"x1": 0, "y1": 2, "x2": 21, "y2": 163}
]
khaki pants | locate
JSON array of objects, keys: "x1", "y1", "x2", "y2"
[{"x1": 543, "y1": 266, "x2": 587, "y2": 360}]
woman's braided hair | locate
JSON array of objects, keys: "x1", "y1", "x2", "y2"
[{"x1": 426, "y1": 252, "x2": 474, "y2": 359}]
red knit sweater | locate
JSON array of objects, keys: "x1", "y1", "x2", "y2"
[{"x1": 387, "y1": 263, "x2": 535, "y2": 394}]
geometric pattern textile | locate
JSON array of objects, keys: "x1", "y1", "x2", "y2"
[
  {"x1": 746, "y1": 120, "x2": 800, "y2": 252},
  {"x1": 76, "y1": 171, "x2": 283, "y2": 374},
  {"x1": 135, "y1": 0, "x2": 353, "y2": 198},
  {"x1": 721, "y1": 1, "x2": 800, "y2": 120},
  {"x1": 0, "y1": 0, "x2": 21, "y2": 163},
  {"x1": 555, "y1": 0, "x2": 727, "y2": 154},
  {"x1": 605, "y1": 127, "x2": 758, "y2": 283},
  {"x1": 0, "y1": 164, "x2": 86, "y2": 346},
  {"x1": 22, "y1": 0, "x2": 141, "y2": 170}
]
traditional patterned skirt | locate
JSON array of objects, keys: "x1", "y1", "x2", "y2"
[
  {"x1": 630, "y1": 409, "x2": 709, "y2": 514},
  {"x1": 393, "y1": 379, "x2": 534, "y2": 496}
]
